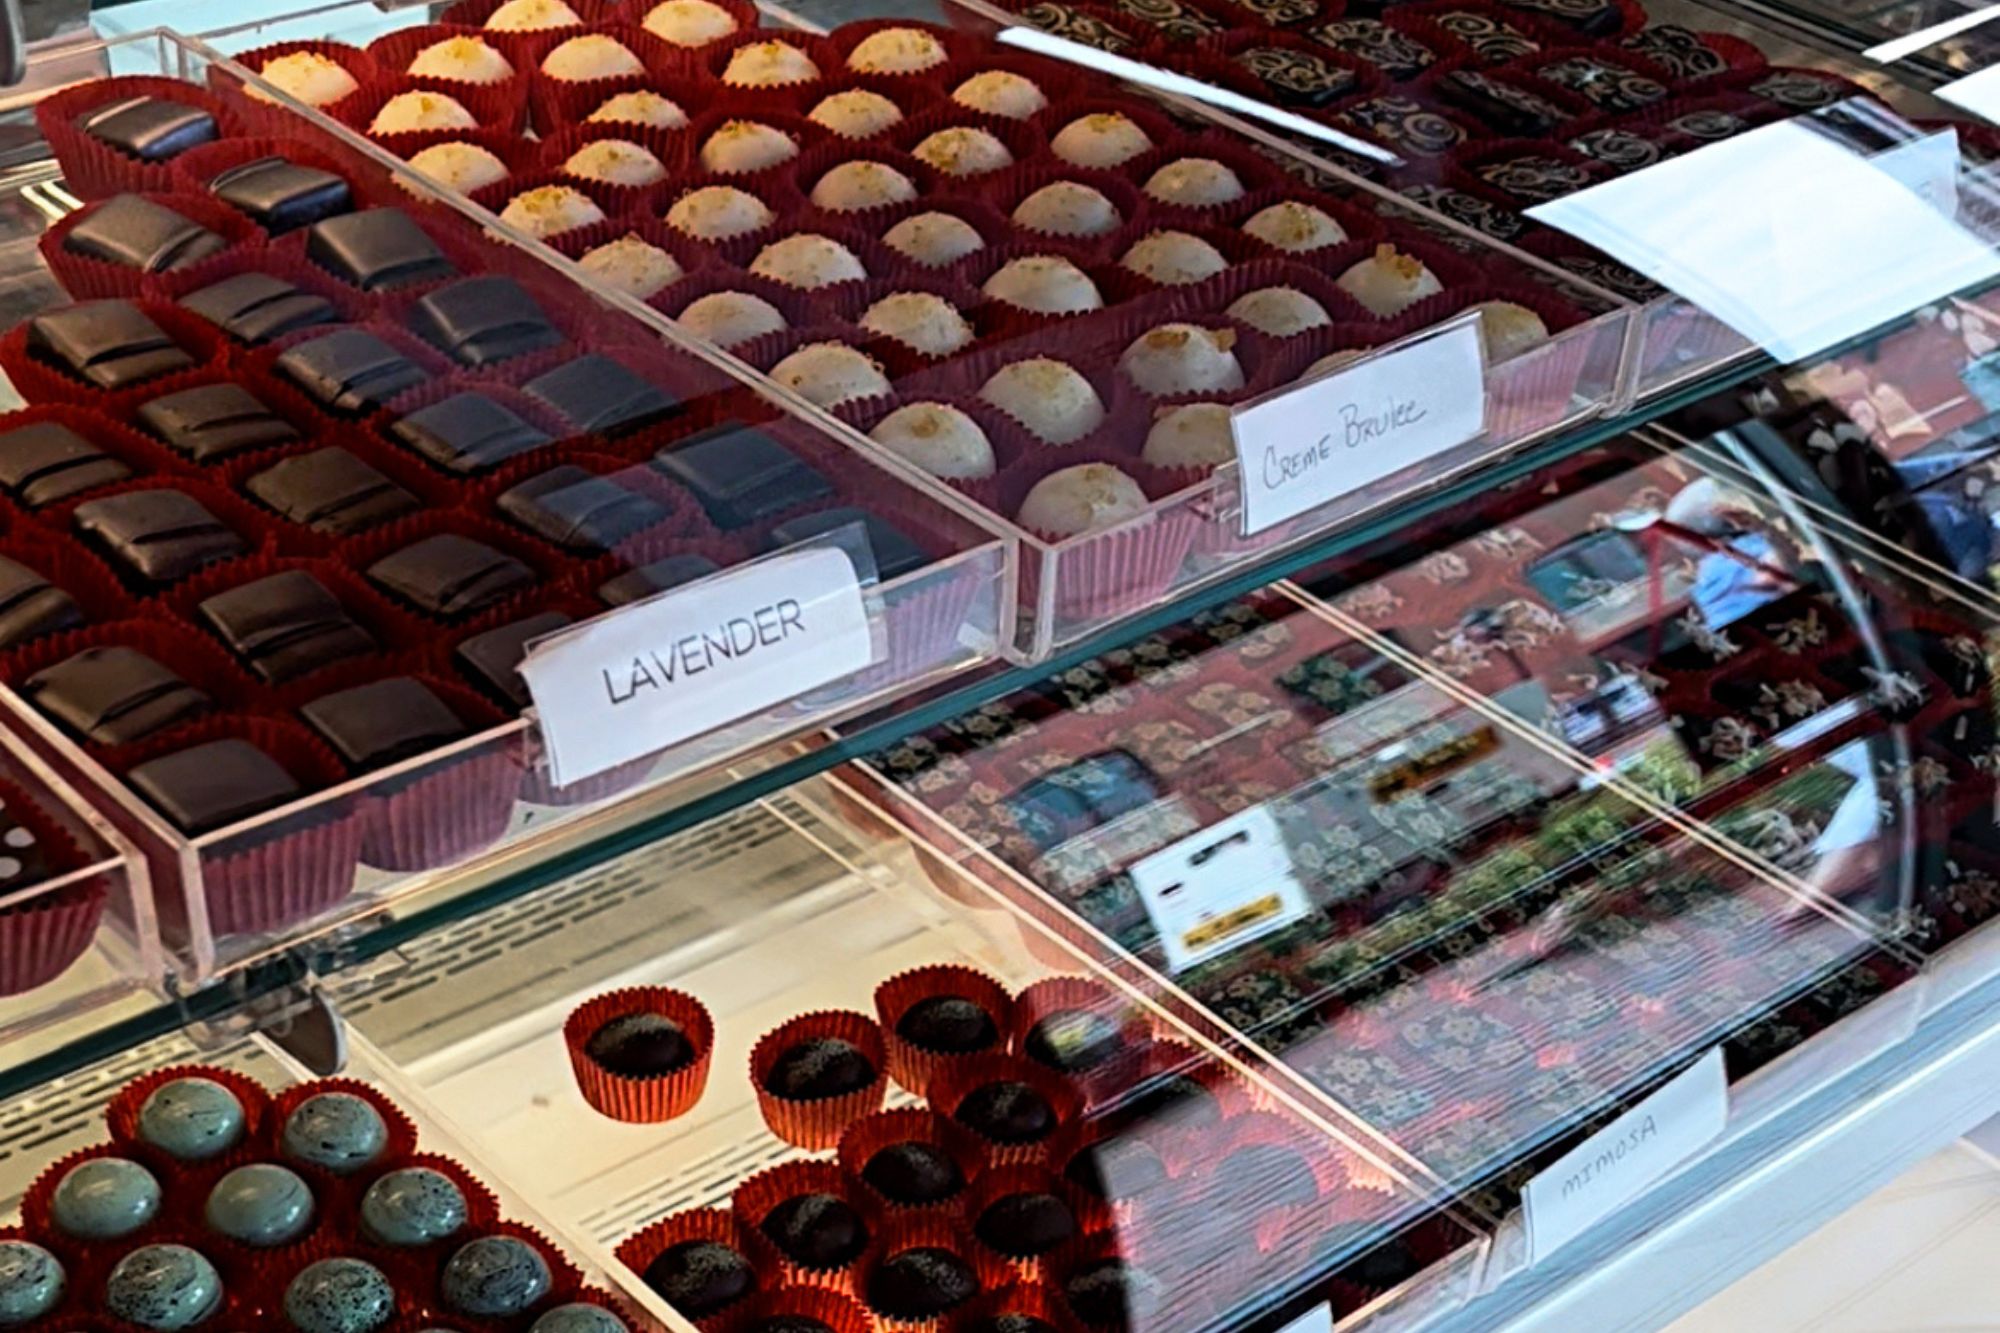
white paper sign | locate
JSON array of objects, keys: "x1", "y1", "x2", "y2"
[
  {"x1": 520, "y1": 546, "x2": 874, "y2": 785},
  {"x1": 1524, "y1": 1048, "x2": 1729, "y2": 1261},
  {"x1": 1941, "y1": 63, "x2": 2000, "y2": 125},
  {"x1": 1276, "y1": 1305, "x2": 1334, "y2": 1333},
  {"x1": 1528, "y1": 119, "x2": 2000, "y2": 364},
  {"x1": 1127, "y1": 804, "x2": 1312, "y2": 971},
  {"x1": 1231, "y1": 319, "x2": 1486, "y2": 537}
]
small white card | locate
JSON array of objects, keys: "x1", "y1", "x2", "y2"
[
  {"x1": 1127, "y1": 804, "x2": 1313, "y2": 971},
  {"x1": 1276, "y1": 1305, "x2": 1334, "y2": 1333},
  {"x1": 520, "y1": 546, "x2": 874, "y2": 786},
  {"x1": 1941, "y1": 63, "x2": 2000, "y2": 124},
  {"x1": 1230, "y1": 319, "x2": 1487, "y2": 537},
  {"x1": 1523, "y1": 1047, "x2": 1729, "y2": 1261}
]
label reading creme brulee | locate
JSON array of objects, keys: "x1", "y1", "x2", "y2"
[{"x1": 1231, "y1": 317, "x2": 1487, "y2": 537}]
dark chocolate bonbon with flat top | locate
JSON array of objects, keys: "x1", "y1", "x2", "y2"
[
  {"x1": 522, "y1": 355, "x2": 679, "y2": 435},
  {"x1": 21, "y1": 646, "x2": 210, "y2": 745},
  {"x1": 766, "y1": 507, "x2": 929, "y2": 580},
  {"x1": 74, "y1": 489, "x2": 247, "y2": 585},
  {"x1": 366, "y1": 534, "x2": 534, "y2": 619},
  {"x1": 655, "y1": 424, "x2": 834, "y2": 531},
  {"x1": 207, "y1": 156, "x2": 351, "y2": 233},
  {"x1": 246, "y1": 448, "x2": 420, "y2": 536},
  {"x1": 0, "y1": 557, "x2": 83, "y2": 650},
  {"x1": 198, "y1": 570, "x2": 377, "y2": 683},
  {"x1": 392, "y1": 392, "x2": 553, "y2": 475},
  {"x1": 180, "y1": 272, "x2": 337, "y2": 345},
  {"x1": 454, "y1": 611, "x2": 571, "y2": 709},
  {"x1": 497, "y1": 466, "x2": 668, "y2": 553},
  {"x1": 409, "y1": 277, "x2": 564, "y2": 367},
  {"x1": 0, "y1": 421, "x2": 131, "y2": 508},
  {"x1": 301, "y1": 676, "x2": 469, "y2": 770},
  {"x1": 598, "y1": 555, "x2": 720, "y2": 607},
  {"x1": 276, "y1": 328, "x2": 431, "y2": 413},
  {"x1": 78, "y1": 96, "x2": 218, "y2": 160},
  {"x1": 307, "y1": 208, "x2": 456, "y2": 291},
  {"x1": 137, "y1": 383, "x2": 300, "y2": 462},
  {"x1": 28, "y1": 301, "x2": 193, "y2": 389},
  {"x1": 63, "y1": 194, "x2": 228, "y2": 273}
]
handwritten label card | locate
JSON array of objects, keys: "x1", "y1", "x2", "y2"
[
  {"x1": 1231, "y1": 318, "x2": 1486, "y2": 537},
  {"x1": 1523, "y1": 1048, "x2": 1728, "y2": 1261},
  {"x1": 1127, "y1": 804, "x2": 1312, "y2": 971},
  {"x1": 520, "y1": 546, "x2": 874, "y2": 785}
]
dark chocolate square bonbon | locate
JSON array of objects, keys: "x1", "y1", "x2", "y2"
[
  {"x1": 1234, "y1": 47, "x2": 1361, "y2": 107},
  {"x1": 28, "y1": 302, "x2": 194, "y2": 389},
  {"x1": 598, "y1": 554, "x2": 720, "y2": 607},
  {"x1": 654, "y1": 423, "x2": 833, "y2": 530},
  {"x1": 301, "y1": 676, "x2": 468, "y2": 769},
  {"x1": 137, "y1": 383, "x2": 300, "y2": 462},
  {"x1": 306, "y1": 208, "x2": 456, "y2": 291},
  {"x1": 1433, "y1": 70, "x2": 1572, "y2": 136},
  {"x1": 127, "y1": 738, "x2": 301, "y2": 834},
  {"x1": 180, "y1": 273, "x2": 337, "y2": 344},
  {"x1": 63, "y1": 194, "x2": 228, "y2": 273},
  {"x1": 0, "y1": 421, "x2": 131, "y2": 508},
  {"x1": 1305, "y1": 19, "x2": 1437, "y2": 79},
  {"x1": 74, "y1": 490, "x2": 247, "y2": 586},
  {"x1": 497, "y1": 466, "x2": 668, "y2": 552},
  {"x1": 408, "y1": 277, "x2": 563, "y2": 367},
  {"x1": 77, "y1": 97, "x2": 218, "y2": 162},
  {"x1": 521, "y1": 356, "x2": 679, "y2": 435},
  {"x1": 390, "y1": 393, "x2": 552, "y2": 475},
  {"x1": 21, "y1": 645, "x2": 210, "y2": 745},
  {"x1": 198, "y1": 570, "x2": 377, "y2": 683},
  {"x1": 455, "y1": 611, "x2": 572, "y2": 709},
  {"x1": 766, "y1": 507, "x2": 929, "y2": 580},
  {"x1": 246, "y1": 447, "x2": 420, "y2": 535},
  {"x1": 0, "y1": 557, "x2": 83, "y2": 650},
  {"x1": 207, "y1": 156, "x2": 351, "y2": 233},
  {"x1": 366, "y1": 533, "x2": 534, "y2": 619},
  {"x1": 275, "y1": 328, "x2": 430, "y2": 413}
]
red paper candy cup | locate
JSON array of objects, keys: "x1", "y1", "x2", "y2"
[
  {"x1": 615, "y1": 1207, "x2": 758, "y2": 1330},
  {"x1": 856, "y1": 1212, "x2": 986, "y2": 1332},
  {"x1": 927, "y1": 1055, "x2": 1083, "y2": 1169},
  {"x1": 563, "y1": 985, "x2": 714, "y2": 1122},
  {"x1": 837, "y1": 1107, "x2": 986, "y2": 1219},
  {"x1": 733, "y1": 1159, "x2": 870, "y2": 1292},
  {"x1": 105, "y1": 1065, "x2": 273, "y2": 1174},
  {"x1": 750, "y1": 1009, "x2": 889, "y2": 1150},
  {"x1": 959, "y1": 1163, "x2": 1096, "y2": 1288},
  {"x1": 875, "y1": 963, "x2": 1013, "y2": 1095}
]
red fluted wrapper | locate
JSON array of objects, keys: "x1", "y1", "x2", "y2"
[
  {"x1": 563, "y1": 985, "x2": 715, "y2": 1122},
  {"x1": 874, "y1": 963, "x2": 1013, "y2": 1095},
  {"x1": 750, "y1": 1009, "x2": 890, "y2": 1150}
]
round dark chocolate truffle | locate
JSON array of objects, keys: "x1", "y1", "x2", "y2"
[
  {"x1": 1217, "y1": 1144, "x2": 1319, "y2": 1211},
  {"x1": 862, "y1": 1141, "x2": 965, "y2": 1204},
  {"x1": 586, "y1": 1013, "x2": 694, "y2": 1076},
  {"x1": 866, "y1": 1246, "x2": 979, "y2": 1319},
  {"x1": 759, "y1": 1192, "x2": 867, "y2": 1267},
  {"x1": 1118, "y1": 1074, "x2": 1218, "y2": 1130},
  {"x1": 1063, "y1": 1138, "x2": 1165, "y2": 1201},
  {"x1": 894, "y1": 996, "x2": 998, "y2": 1052},
  {"x1": 751, "y1": 1317, "x2": 833, "y2": 1333},
  {"x1": 954, "y1": 1081, "x2": 1055, "y2": 1144},
  {"x1": 974, "y1": 1190, "x2": 1076, "y2": 1256},
  {"x1": 1063, "y1": 1259, "x2": 1163, "y2": 1331},
  {"x1": 763, "y1": 1037, "x2": 876, "y2": 1099},
  {"x1": 643, "y1": 1240, "x2": 754, "y2": 1316},
  {"x1": 965, "y1": 1314, "x2": 1060, "y2": 1333},
  {"x1": 1024, "y1": 1010, "x2": 1122, "y2": 1073}
]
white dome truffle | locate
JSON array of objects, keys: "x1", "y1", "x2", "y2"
[
  {"x1": 578, "y1": 234, "x2": 684, "y2": 299},
  {"x1": 1143, "y1": 158, "x2": 1245, "y2": 208},
  {"x1": 1337, "y1": 243, "x2": 1443, "y2": 317},
  {"x1": 404, "y1": 142, "x2": 508, "y2": 193},
  {"x1": 1242, "y1": 201, "x2": 1347, "y2": 252},
  {"x1": 541, "y1": 35, "x2": 644, "y2": 81},
  {"x1": 770, "y1": 342, "x2": 889, "y2": 406},
  {"x1": 698, "y1": 121, "x2": 799, "y2": 174},
  {"x1": 676, "y1": 291, "x2": 787, "y2": 346},
  {"x1": 642, "y1": 0, "x2": 739, "y2": 46},
  {"x1": 810, "y1": 161, "x2": 918, "y2": 212},
  {"x1": 861, "y1": 292, "x2": 974, "y2": 357},
  {"x1": 750, "y1": 234, "x2": 867, "y2": 289},
  {"x1": 1050, "y1": 112, "x2": 1152, "y2": 168},
  {"x1": 1119, "y1": 324, "x2": 1245, "y2": 396},
  {"x1": 1304, "y1": 348, "x2": 1371, "y2": 379},
  {"x1": 1120, "y1": 230, "x2": 1228, "y2": 285},
  {"x1": 408, "y1": 36, "x2": 515, "y2": 84},
  {"x1": 808, "y1": 90, "x2": 903, "y2": 139},
  {"x1": 665, "y1": 185, "x2": 773, "y2": 239},
  {"x1": 588, "y1": 90, "x2": 687, "y2": 128},
  {"x1": 1226, "y1": 287, "x2": 1331, "y2": 337},
  {"x1": 980, "y1": 359, "x2": 1105, "y2": 444},
  {"x1": 370, "y1": 90, "x2": 477, "y2": 134},
  {"x1": 870, "y1": 403, "x2": 996, "y2": 480},
  {"x1": 1143, "y1": 402, "x2": 1235, "y2": 469},
  {"x1": 257, "y1": 52, "x2": 358, "y2": 107},
  {"x1": 981, "y1": 256, "x2": 1103, "y2": 315},
  {"x1": 1019, "y1": 463, "x2": 1149, "y2": 535},
  {"x1": 952, "y1": 70, "x2": 1046, "y2": 119},
  {"x1": 1011, "y1": 182, "x2": 1120, "y2": 237},
  {"x1": 847, "y1": 28, "x2": 949, "y2": 74},
  {"x1": 884, "y1": 212, "x2": 984, "y2": 267},
  {"x1": 499, "y1": 184, "x2": 606, "y2": 237},
  {"x1": 912, "y1": 127, "x2": 1014, "y2": 176},
  {"x1": 722, "y1": 40, "x2": 821, "y2": 87},
  {"x1": 1470, "y1": 300, "x2": 1550, "y2": 362},
  {"x1": 564, "y1": 139, "x2": 667, "y2": 186},
  {"x1": 484, "y1": 0, "x2": 581, "y2": 29}
]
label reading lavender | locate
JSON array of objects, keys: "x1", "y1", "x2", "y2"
[
  {"x1": 1231, "y1": 317, "x2": 1486, "y2": 537},
  {"x1": 1524, "y1": 1047, "x2": 1728, "y2": 1261},
  {"x1": 520, "y1": 546, "x2": 874, "y2": 785}
]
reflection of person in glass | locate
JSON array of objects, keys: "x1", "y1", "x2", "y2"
[{"x1": 1665, "y1": 479, "x2": 1797, "y2": 629}]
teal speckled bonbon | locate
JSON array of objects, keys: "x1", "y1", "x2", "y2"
[
  {"x1": 442, "y1": 1235, "x2": 551, "y2": 1317},
  {"x1": 138, "y1": 1078, "x2": 246, "y2": 1162},
  {"x1": 0, "y1": 1240, "x2": 63, "y2": 1327},
  {"x1": 205, "y1": 1163, "x2": 315, "y2": 1247},
  {"x1": 104, "y1": 1244, "x2": 223, "y2": 1331},
  {"x1": 282, "y1": 1093, "x2": 389, "y2": 1175},
  {"x1": 359, "y1": 1166, "x2": 468, "y2": 1247},
  {"x1": 50, "y1": 1156, "x2": 161, "y2": 1239},
  {"x1": 283, "y1": 1258, "x2": 396, "y2": 1333}
]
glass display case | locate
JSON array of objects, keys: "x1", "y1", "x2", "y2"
[{"x1": 2, "y1": 0, "x2": 2000, "y2": 1330}]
